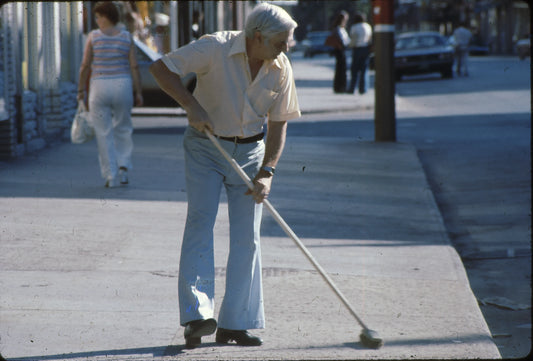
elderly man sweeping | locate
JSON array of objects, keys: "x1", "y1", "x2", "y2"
[{"x1": 150, "y1": 3, "x2": 300, "y2": 348}]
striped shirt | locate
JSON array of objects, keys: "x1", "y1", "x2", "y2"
[{"x1": 90, "y1": 29, "x2": 132, "y2": 80}]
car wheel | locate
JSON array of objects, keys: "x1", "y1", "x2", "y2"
[{"x1": 441, "y1": 66, "x2": 453, "y2": 79}]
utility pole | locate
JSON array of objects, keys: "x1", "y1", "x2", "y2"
[{"x1": 372, "y1": 0, "x2": 396, "y2": 142}]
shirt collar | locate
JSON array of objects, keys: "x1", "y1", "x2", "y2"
[
  {"x1": 228, "y1": 31, "x2": 283, "y2": 70},
  {"x1": 271, "y1": 57, "x2": 282, "y2": 70},
  {"x1": 228, "y1": 32, "x2": 247, "y2": 57}
]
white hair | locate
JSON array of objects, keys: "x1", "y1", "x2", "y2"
[{"x1": 244, "y1": 2, "x2": 297, "y2": 39}]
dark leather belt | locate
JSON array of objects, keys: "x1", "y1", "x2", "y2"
[{"x1": 216, "y1": 133, "x2": 264, "y2": 144}]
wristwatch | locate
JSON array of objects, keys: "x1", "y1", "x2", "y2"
[{"x1": 261, "y1": 166, "x2": 275, "y2": 176}]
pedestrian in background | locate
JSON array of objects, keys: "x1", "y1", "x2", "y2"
[
  {"x1": 77, "y1": 1, "x2": 143, "y2": 188},
  {"x1": 452, "y1": 21, "x2": 473, "y2": 76},
  {"x1": 119, "y1": 1, "x2": 145, "y2": 41},
  {"x1": 149, "y1": 2, "x2": 300, "y2": 349},
  {"x1": 328, "y1": 10, "x2": 350, "y2": 93},
  {"x1": 347, "y1": 12, "x2": 372, "y2": 94}
]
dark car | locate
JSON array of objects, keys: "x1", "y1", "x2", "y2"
[
  {"x1": 370, "y1": 31, "x2": 454, "y2": 81},
  {"x1": 134, "y1": 38, "x2": 195, "y2": 107},
  {"x1": 301, "y1": 31, "x2": 334, "y2": 58},
  {"x1": 394, "y1": 32, "x2": 454, "y2": 80},
  {"x1": 468, "y1": 34, "x2": 490, "y2": 55},
  {"x1": 516, "y1": 35, "x2": 530, "y2": 60}
]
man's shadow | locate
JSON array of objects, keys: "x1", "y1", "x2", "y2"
[{"x1": 3, "y1": 344, "x2": 187, "y2": 361}]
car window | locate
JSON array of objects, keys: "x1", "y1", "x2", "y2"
[
  {"x1": 396, "y1": 35, "x2": 445, "y2": 50},
  {"x1": 396, "y1": 37, "x2": 418, "y2": 50},
  {"x1": 308, "y1": 33, "x2": 328, "y2": 43},
  {"x1": 135, "y1": 47, "x2": 152, "y2": 63},
  {"x1": 420, "y1": 35, "x2": 444, "y2": 47}
]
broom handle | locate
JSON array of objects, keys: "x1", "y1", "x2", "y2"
[{"x1": 205, "y1": 130, "x2": 369, "y2": 330}]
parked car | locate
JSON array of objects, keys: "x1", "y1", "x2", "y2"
[
  {"x1": 516, "y1": 36, "x2": 530, "y2": 60},
  {"x1": 134, "y1": 38, "x2": 195, "y2": 107},
  {"x1": 395, "y1": 32, "x2": 455, "y2": 80},
  {"x1": 301, "y1": 31, "x2": 334, "y2": 58},
  {"x1": 370, "y1": 31, "x2": 454, "y2": 81}
]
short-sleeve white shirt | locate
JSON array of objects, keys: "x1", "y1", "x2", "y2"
[
  {"x1": 453, "y1": 27, "x2": 472, "y2": 48},
  {"x1": 161, "y1": 31, "x2": 301, "y2": 137},
  {"x1": 349, "y1": 22, "x2": 372, "y2": 48}
]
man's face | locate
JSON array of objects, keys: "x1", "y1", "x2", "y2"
[{"x1": 259, "y1": 30, "x2": 294, "y2": 60}]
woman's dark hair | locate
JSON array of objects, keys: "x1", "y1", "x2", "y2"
[
  {"x1": 353, "y1": 13, "x2": 365, "y2": 24},
  {"x1": 93, "y1": 1, "x2": 120, "y2": 25},
  {"x1": 332, "y1": 10, "x2": 348, "y2": 28}
]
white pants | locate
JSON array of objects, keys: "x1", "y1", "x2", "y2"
[
  {"x1": 455, "y1": 46, "x2": 469, "y2": 75},
  {"x1": 89, "y1": 77, "x2": 134, "y2": 180}
]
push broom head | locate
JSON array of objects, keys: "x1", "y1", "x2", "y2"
[{"x1": 359, "y1": 329, "x2": 383, "y2": 349}]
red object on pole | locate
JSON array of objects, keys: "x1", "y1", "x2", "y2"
[{"x1": 373, "y1": 0, "x2": 394, "y2": 26}]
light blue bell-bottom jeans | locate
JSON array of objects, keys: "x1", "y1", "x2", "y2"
[{"x1": 179, "y1": 126, "x2": 266, "y2": 330}]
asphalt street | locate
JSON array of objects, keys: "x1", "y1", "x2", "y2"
[{"x1": 285, "y1": 53, "x2": 532, "y2": 358}]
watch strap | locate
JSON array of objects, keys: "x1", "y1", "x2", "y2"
[{"x1": 261, "y1": 166, "x2": 275, "y2": 175}]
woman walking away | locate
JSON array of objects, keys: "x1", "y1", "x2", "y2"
[
  {"x1": 77, "y1": 1, "x2": 143, "y2": 188},
  {"x1": 329, "y1": 11, "x2": 350, "y2": 93}
]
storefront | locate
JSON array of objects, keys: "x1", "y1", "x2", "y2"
[
  {"x1": 0, "y1": 1, "x2": 252, "y2": 159},
  {"x1": 0, "y1": 2, "x2": 83, "y2": 159}
]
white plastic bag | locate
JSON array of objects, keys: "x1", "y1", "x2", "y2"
[{"x1": 70, "y1": 100, "x2": 94, "y2": 144}]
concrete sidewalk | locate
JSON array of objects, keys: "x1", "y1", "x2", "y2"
[{"x1": 0, "y1": 56, "x2": 500, "y2": 360}]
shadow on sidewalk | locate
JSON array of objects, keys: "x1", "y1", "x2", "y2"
[
  {"x1": 4, "y1": 343, "x2": 186, "y2": 360},
  {"x1": 4, "y1": 332, "x2": 495, "y2": 360},
  {"x1": 0, "y1": 131, "x2": 189, "y2": 203},
  {"x1": 295, "y1": 79, "x2": 331, "y2": 88}
]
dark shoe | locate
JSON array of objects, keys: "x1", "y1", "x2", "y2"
[
  {"x1": 184, "y1": 318, "x2": 217, "y2": 349},
  {"x1": 119, "y1": 167, "x2": 128, "y2": 185},
  {"x1": 216, "y1": 328, "x2": 263, "y2": 346}
]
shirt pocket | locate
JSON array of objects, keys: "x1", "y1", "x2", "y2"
[{"x1": 245, "y1": 87, "x2": 280, "y2": 118}]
